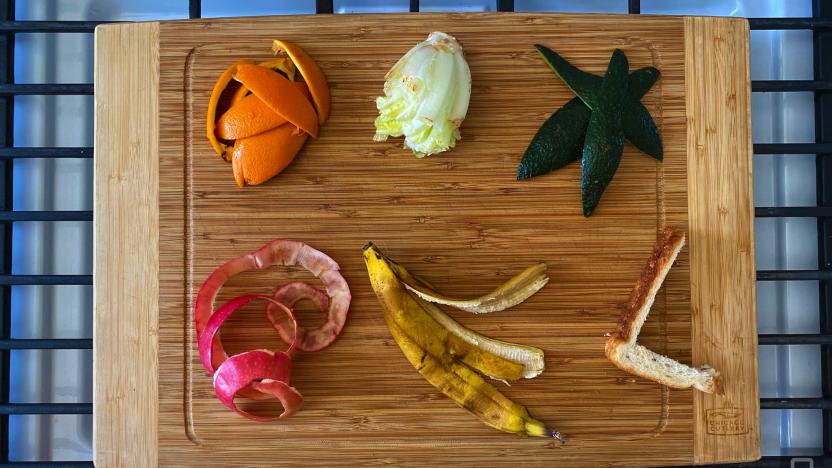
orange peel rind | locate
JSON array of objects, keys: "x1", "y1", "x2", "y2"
[
  {"x1": 259, "y1": 57, "x2": 297, "y2": 81},
  {"x1": 233, "y1": 63, "x2": 319, "y2": 138},
  {"x1": 231, "y1": 124, "x2": 309, "y2": 187},
  {"x1": 207, "y1": 42, "x2": 328, "y2": 186},
  {"x1": 207, "y1": 60, "x2": 252, "y2": 159},
  {"x1": 218, "y1": 82, "x2": 312, "y2": 141},
  {"x1": 272, "y1": 40, "x2": 330, "y2": 123}
]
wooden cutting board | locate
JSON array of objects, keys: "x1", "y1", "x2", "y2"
[{"x1": 93, "y1": 13, "x2": 757, "y2": 467}]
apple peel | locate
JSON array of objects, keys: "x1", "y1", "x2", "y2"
[
  {"x1": 193, "y1": 239, "x2": 351, "y2": 415},
  {"x1": 268, "y1": 281, "x2": 340, "y2": 352},
  {"x1": 213, "y1": 349, "x2": 303, "y2": 422},
  {"x1": 194, "y1": 239, "x2": 351, "y2": 372},
  {"x1": 198, "y1": 294, "x2": 298, "y2": 375},
  {"x1": 198, "y1": 294, "x2": 297, "y2": 401}
]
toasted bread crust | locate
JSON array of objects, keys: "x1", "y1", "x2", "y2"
[
  {"x1": 605, "y1": 228, "x2": 722, "y2": 394},
  {"x1": 614, "y1": 228, "x2": 685, "y2": 343}
]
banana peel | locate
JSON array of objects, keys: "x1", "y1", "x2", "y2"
[
  {"x1": 378, "y1": 248, "x2": 549, "y2": 314},
  {"x1": 373, "y1": 249, "x2": 545, "y2": 379},
  {"x1": 364, "y1": 243, "x2": 563, "y2": 441},
  {"x1": 414, "y1": 295, "x2": 545, "y2": 379},
  {"x1": 367, "y1": 246, "x2": 524, "y2": 382},
  {"x1": 386, "y1": 315, "x2": 558, "y2": 439},
  {"x1": 407, "y1": 263, "x2": 548, "y2": 314}
]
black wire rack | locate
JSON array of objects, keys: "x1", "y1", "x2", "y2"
[{"x1": 0, "y1": 0, "x2": 829, "y2": 466}]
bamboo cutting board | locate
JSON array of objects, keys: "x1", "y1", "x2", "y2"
[{"x1": 93, "y1": 13, "x2": 757, "y2": 467}]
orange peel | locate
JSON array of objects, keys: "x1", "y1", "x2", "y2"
[
  {"x1": 218, "y1": 94, "x2": 286, "y2": 141},
  {"x1": 272, "y1": 40, "x2": 330, "y2": 124},
  {"x1": 208, "y1": 45, "x2": 328, "y2": 187},
  {"x1": 231, "y1": 123, "x2": 309, "y2": 187},
  {"x1": 229, "y1": 84, "x2": 249, "y2": 107},
  {"x1": 233, "y1": 63, "x2": 319, "y2": 138},
  {"x1": 207, "y1": 60, "x2": 252, "y2": 158},
  {"x1": 259, "y1": 57, "x2": 297, "y2": 81},
  {"x1": 218, "y1": 83, "x2": 311, "y2": 141},
  {"x1": 226, "y1": 58, "x2": 296, "y2": 110}
]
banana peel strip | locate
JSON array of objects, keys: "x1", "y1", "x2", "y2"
[
  {"x1": 378, "y1": 248, "x2": 549, "y2": 314},
  {"x1": 395, "y1": 283, "x2": 525, "y2": 382},
  {"x1": 386, "y1": 313, "x2": 561, "y2": 441},
  {"x1": 412, "y1": 294, "x2": 545, "y2": 379},
  {"x1": 403, "y1": 263, "x2": 549, "y2": 314}
]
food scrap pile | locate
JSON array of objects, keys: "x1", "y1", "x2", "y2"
[
  {"x1": 206, "y1": 40, "x2": 330, "y2": 187},
  {"x1": 198, "y1": 34, "x2": 726, "y2": 442}
]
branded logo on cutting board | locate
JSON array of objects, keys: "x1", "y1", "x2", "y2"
[{"x1": 706, "y1": 408, "x2": 748, "y2": 435}]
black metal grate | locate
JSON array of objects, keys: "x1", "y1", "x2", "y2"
[{"x1": 0, "y1": 0, "x2": 828, "y2": 466}]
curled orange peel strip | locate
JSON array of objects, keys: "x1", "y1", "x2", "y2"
[
  {"x1": 217, "y1": 82, "x2": 311, "y2": 141},
  {"x1": 233, "y1": 63, "x2": 319, "y2": 138},
  {"x1": 259, "y1": 57, "x2": 297, "y2": 81},
  {"x1": 272, "y1": 40, "x2": 331, "y2": 124},
  {"x1": 225, "y1": 57, "x2": 297, "y2": 121},
  {"x1": 228, "y1": 84, "x2": 249, "y2": 107},
  {"x1": 206, "y1": 60, "x2": 252, "y2": 159},
  {"x1": 231, "y1": 123, "x2": 309, "y2": 187}
]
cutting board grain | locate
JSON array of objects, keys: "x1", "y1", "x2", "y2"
[
  {"x1": 93, "y1": 22, "x2": 159, "y2": 468},
  {"x1": 93, "y1": 13, "x2": 757, "y2": 467}
]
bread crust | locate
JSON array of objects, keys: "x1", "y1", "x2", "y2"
[
  {"x1": 614, "y1": 228, "x2": 685, "y2": 343},
  {"x1": 605, "y1": 228, "x2": 722, "y2": 394}
]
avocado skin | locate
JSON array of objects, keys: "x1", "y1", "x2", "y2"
[
  {"x1": 580, "y1": 49, "x2": 629, "y2": 217},
  {"x1": 534, "y1": 44, "x2": 662, "y2": 160},
  {"x1": 517, "y1": 64, "x2": 660, "y2": 181}
]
